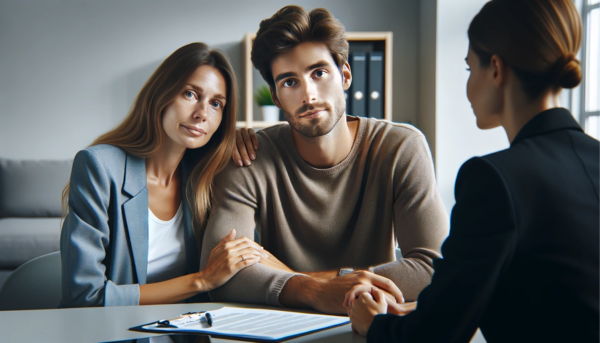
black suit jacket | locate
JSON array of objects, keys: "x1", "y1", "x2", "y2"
[{"x1": 368, "y1": 108, "x2": 599, "y2": 342}]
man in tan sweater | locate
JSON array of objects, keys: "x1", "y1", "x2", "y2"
[{"x1": 200, "y1": 5, "x2": 449, "y2": 314}]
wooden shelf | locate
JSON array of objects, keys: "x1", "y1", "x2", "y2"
[
  {"x1": 237, "y1": 31, "x2": 393, "y2": 128},
  {"x1": 236, "y1": 121, "x2": 286, "y2": 129}
]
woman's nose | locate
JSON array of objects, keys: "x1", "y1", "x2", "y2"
[{"x1": 193, "y1": 101, "x2": 209, "y2": 121}]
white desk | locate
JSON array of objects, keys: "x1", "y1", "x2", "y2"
[{"x1": 0, "y1": 303, "x2": 363, "y2": 343}]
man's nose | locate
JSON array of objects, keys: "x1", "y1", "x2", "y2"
[{"x1": 301, "y1": 80, "x2": 318, "y2": 104}]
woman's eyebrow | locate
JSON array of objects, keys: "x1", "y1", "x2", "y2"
[
  {"x1": 187, "y1": 83, "x2": 204, "y2": 92},
  {"x1": 187, "y1": 83, "x2": 226, "y2": 100}
]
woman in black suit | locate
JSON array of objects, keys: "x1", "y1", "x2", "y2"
[{"x1": 346, "y1": 0, "x2": 599, "y2": 342}]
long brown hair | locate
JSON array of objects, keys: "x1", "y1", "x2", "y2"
[
  {"x1": 61, "y1": 42, "x2": 238, "y2": 233},
  {"x1": 251, "y1": 5, "x2": 349, "y2": 90},
  {"x1": 468, "y1": 0, "x2": 583, "y2": 99}
]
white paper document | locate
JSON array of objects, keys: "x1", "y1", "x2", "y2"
[{"x1": 137, "y1": 307, "x2": 350, "y2": 341}]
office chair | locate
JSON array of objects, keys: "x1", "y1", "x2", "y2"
[{"x1": 0, "y1": 251, "x2": 61, "y2": 310}]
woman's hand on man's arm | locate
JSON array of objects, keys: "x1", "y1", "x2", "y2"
[
  {"x1": 140, "y1": 229, "x2": 267, "y2": 304},
  {"x1": 197, "y1": 229, "x2": 267, "y2": 290}
]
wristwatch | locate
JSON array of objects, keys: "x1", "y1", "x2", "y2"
[{"x1": 338, "y1": 268, "x2": 354, "y2": 277}]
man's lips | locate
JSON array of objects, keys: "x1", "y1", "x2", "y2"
[
  {"x1": 299, "y1": 109, "x2": 325, "y2": 118},
  {"x1": 181, "y1": 124, "x2": 206, "y2": 136}
]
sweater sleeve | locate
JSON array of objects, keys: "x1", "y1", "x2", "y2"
[
  {"x1": 368, "y1": 157, "x2": 517, "y2": 342},
  {"x1": 60, "y1": 149, "x2": 139, "y2": 307},
  {"x1": 200, "y1": 162, "x2": 302, "y2": 306},
  {"x1": 371, "y1": 133, "x2": 449, "y2": 301}
]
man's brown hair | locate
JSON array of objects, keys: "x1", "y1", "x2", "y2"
[{"x1": 251, "y1": 5, "x2": 349, "y2": 89}]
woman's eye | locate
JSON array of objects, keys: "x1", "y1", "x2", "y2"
[
  {"x1": 184, "y1": 91, "x2": 195, "y2": 99},
  {"x1": 210, "y1": 101, "x2": 222, "y2": 109},
  {"x1": 283, "y1": 79, "x2": 297, "y2": 87}
]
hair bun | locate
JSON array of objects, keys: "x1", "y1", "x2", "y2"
[{"x1": 555, "y1": 54, "x2": 582, "y2": 89}]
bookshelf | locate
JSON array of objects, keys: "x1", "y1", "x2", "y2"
[{"x1": 239, "y1": 31, "x2": 393, "y2": 128}]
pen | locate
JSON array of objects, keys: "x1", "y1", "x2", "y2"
[
  {"x1": 205, "y1": 312, "x2": 213, "y2": 327},
  {"x1": 157, "y1": 311, "x2": 205, "y2": 328}
]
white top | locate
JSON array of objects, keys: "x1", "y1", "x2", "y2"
[{"x1": 147, "y1": 203, "x2": 187, "y2": 284}]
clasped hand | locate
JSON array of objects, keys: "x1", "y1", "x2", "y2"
[{"x1": 345, "y1": 282, "x2": 417, "y2": 336}]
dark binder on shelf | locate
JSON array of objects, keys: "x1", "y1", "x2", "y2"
[
  {"x1": 368, "y1": 52, "x2": 384, "y2": 119},
  {"x1": 350, "y1": 52, "x2": 367, "y2": 117}
]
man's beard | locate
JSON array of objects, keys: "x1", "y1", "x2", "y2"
[{"x1": 283, "y1": 95, "x2": 346, "y2": 139}]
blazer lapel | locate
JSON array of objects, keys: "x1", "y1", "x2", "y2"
[
  {"x1": 122, "y1": 154, "x2": 149, "y2": 285},
  {"x1": 181, "y1": 158, "x2": 200, "y2": 274}
]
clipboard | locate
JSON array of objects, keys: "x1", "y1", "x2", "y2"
[{"x1": 129, "y1": 307, "x2": 350, "y2": 342}]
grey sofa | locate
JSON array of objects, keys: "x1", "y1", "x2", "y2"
[{"x1": 0, "y1": 159, "x2": 72, "y2": 284}]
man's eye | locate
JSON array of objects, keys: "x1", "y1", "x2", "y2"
[
  {"x1": 283, "y1": 80, "x2": 297, "y2": 87},
  {"x1": 315, "y1": 70, "x2": 326, "y2": 78}
]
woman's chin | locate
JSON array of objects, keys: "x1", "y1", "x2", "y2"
[{"x1": 475, "y1": 117, "x2": 500, "y2": 130}]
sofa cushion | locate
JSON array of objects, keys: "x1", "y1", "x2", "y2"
[
  {"x1": 0, "y1": 159, "x2": 72, "y2": 218},
  {"x1": 0, "y1": 218, "x2": 61, "y2": 269}
]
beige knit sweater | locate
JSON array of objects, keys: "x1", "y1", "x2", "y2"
[{"x1": 200, "y1": 116, "x2": 449, "y2": 305}]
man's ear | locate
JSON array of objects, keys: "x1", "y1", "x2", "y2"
[
  {"x1": 490, "y1": 54, "x2": 506, "y2": 89},
  {"x1": 269, "y1": 86, "x2": 282, "y2": 109},
  {"x1": 342, "y1": 62, "x2": 352, "y2": 90}
]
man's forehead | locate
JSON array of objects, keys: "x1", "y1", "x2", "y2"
[{"x1": 271, "y1": 42, "x2": 336, "y2": 75}]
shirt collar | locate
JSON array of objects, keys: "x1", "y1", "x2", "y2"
[{"x1": 512, "y1": 108, "x2": 583, "y2": 146}]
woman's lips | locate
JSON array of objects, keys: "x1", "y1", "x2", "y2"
[{"x1": 181, "y1": 124, "x2": 206, "y2": 136}]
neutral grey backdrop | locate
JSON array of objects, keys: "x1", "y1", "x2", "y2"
[{"x1": 0, "y1": 0, "x2": 419, "y2": 160}]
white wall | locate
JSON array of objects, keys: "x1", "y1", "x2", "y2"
[
  {"x1": 434, "y1": 0, "x2": 509, "y2": 213},
  {"x1": 0, "y1": 0, "x2": 419, "y2": 160},
  {"x1": 433, "y1": 2, "x2": 508, "y2": 341}
]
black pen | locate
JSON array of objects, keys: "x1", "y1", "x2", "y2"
[{"x1": 205, "y1": 312, "x2": 213, "y2": 327}]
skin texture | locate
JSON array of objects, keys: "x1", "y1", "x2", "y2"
[
  {"x1": 139, "y1": 65, "x2": 267, "y2": 305},
  {"x1": 147, "y1": 65, "x2": 227, "y2": 221},
  {"x1": 464, "y1": 47, "x2": 561, "y2": 143},
  {"x1": 347, "y1": 45, "x2": 564, "y2": 335},
  {"x1": 270, "y1": 41, "x2": 358, "y2": 168}
]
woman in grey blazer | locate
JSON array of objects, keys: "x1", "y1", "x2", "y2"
[{"x1": 60, "y1": 43, "x2": 269, "y2": 307}]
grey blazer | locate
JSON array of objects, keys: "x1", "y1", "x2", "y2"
[{"x1": 60, "y1": 144, "x2": 204, "y2": 307}]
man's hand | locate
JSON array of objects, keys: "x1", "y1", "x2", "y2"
[
  {"x1": 349, "y1": 287, "x2": 388, "y2": 336},
  {"x1": 303, "y1": 271, "x2": 338, "y2": 281},
  {"x1": 279, "y1": 271, "x2": 403, "y2": 315},
  {"x1": 387, "y1": 301, "x2": 417, "y2": 315},
  {"x1": 344, "y1": 283, "x2": 402, "y2": 313},
  {"x1": 345, "y1": 284, "x2": 415, "y2": 316}
]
